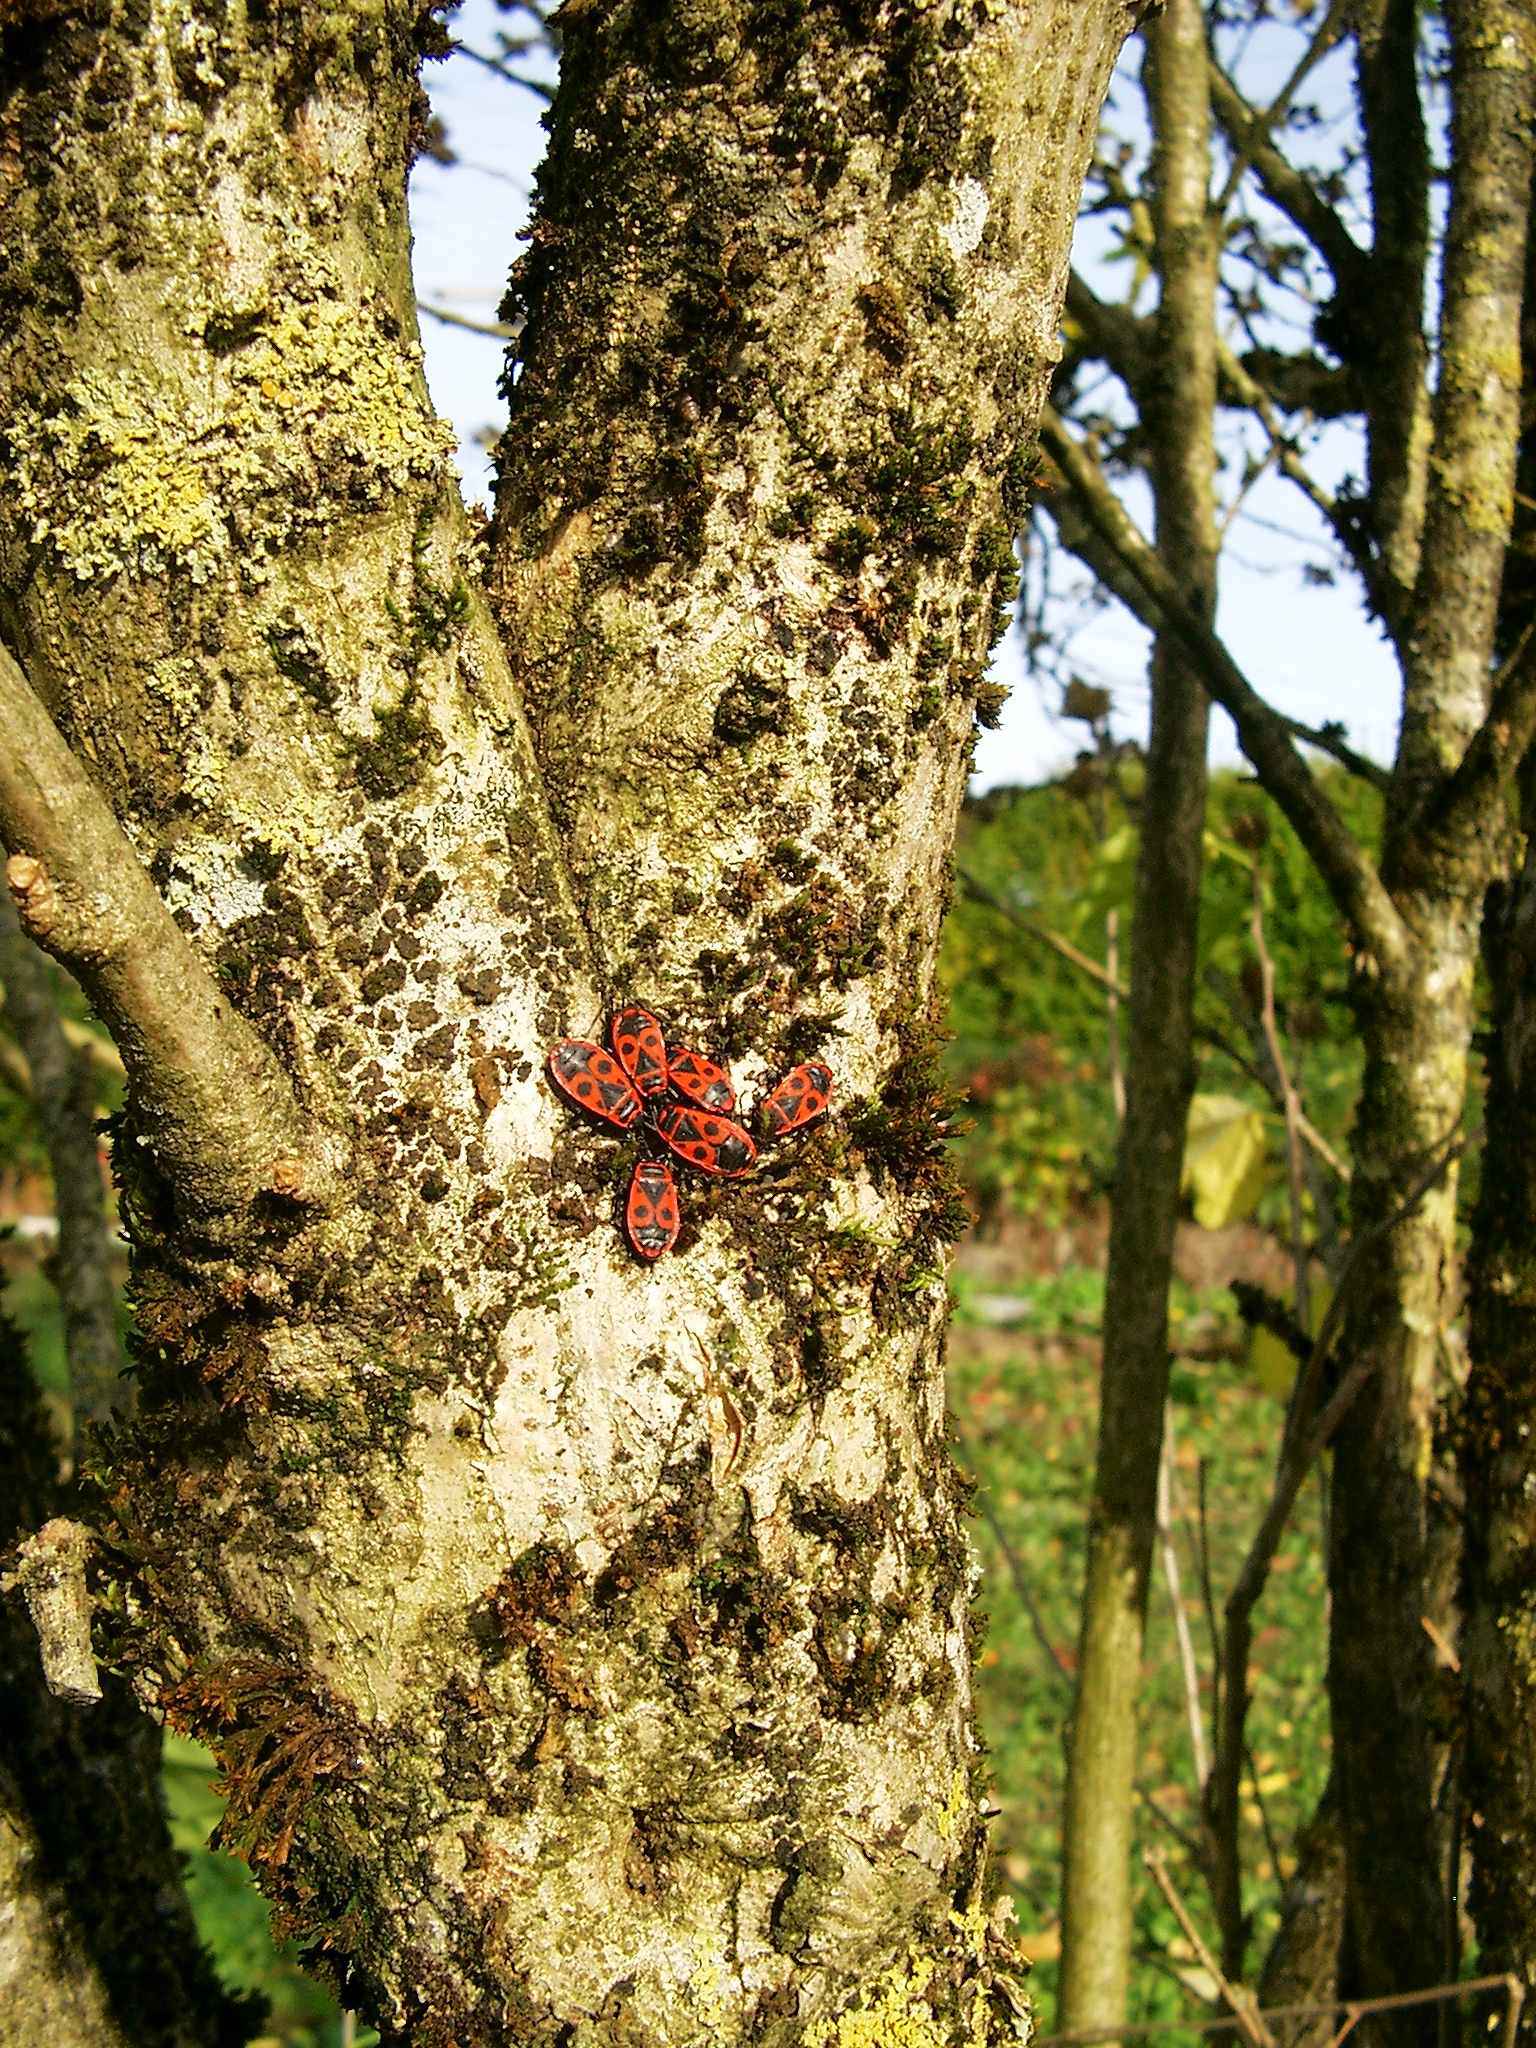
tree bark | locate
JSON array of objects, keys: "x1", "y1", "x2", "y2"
[
  {"x1": 1057, "y1": 0, "x2": 1217, "y2": 2032},
  {"x1": 1458, "y1": 146, "x2": 1536, "y2": 2048},
  {"x1": 0, "y1": 0, "x2": 1137, "y2": 2038}
]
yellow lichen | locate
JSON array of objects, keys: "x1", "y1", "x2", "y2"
[
  {"x1": 6, "y1": 256, "x2": 456, "y2": 586},
  {"x1": 802, "y1": 1948, "x2": 950, "y2": 2048},
  {"x1": 936, "y1": 1766, "x2": 970, "y2": 1842}
]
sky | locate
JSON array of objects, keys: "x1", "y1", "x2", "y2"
[{"x1": 409, "y1": 0, "x2": 1404, "y2": 791}]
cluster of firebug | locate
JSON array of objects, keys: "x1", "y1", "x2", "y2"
[{"x1": 546, "y1": 1004, "x2": 834, "y2": 1262}]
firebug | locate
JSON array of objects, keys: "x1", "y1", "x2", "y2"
[
  {"x1": 547, "y1": 1039, "x2": 644, "y2": 1130},
  {"x1": 624, "y1": 1159, "x2": 681, "y2": 1260},
  {"x1": 666, "y1": 1046, "x2": 736, "y2": 1114},
  {"x1": 611, "y1": 1006, "x2": 669, "y2": 1097},
  {"x1": 652, "y1": 1103, "x2": 757, "y2": 1178},
  {"x1": 758, "y1": 1060, "x2": 834, "y2": 1138}
]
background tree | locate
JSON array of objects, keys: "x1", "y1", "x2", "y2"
[
  {"x1": 1059, "y1": 0, "x2": 1218, "y2": 2034},
  {"x1": 1031, "y1": 0, "x2": 1534, "y2": 2037},
  {"x1": 0, "y1": 0, "x2": 1141, "y2": 2040}
]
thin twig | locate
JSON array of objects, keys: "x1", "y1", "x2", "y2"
[
  {"x1": 1036, "y1": 1972, "x2": 1523, "y2": 2048},
  {"x1": 1144, "y1": 1851, "x2": 1274, "y2": 2048},
  {"x1": 453, "y1": 42, "x2": 556, "y2": 100},
  {"x1": 1250, "y1": 871, "x2": 1311, "y2": 1338},
  {"x1": 417, "y1": 299, "x2": 516, "y2": 340},
  {"x1": 1107, "y1": 908, "x2": 1126, "y2": 1126},
  {"x1": 1158, "y1": 1404, "x2": 1209, "y2": 1790},
  {"x1": 958, "y1": 868, "x2": 1126, "y2": 996},
  {"x1": 950, "y1": 1413, "x2": 1074, "y2": 1690},
  {"x1": 1196, "y1": 1457, "x2": 1223, "y2": 1740},
  {"x1": 1241, "y1": 1741, "x2": 1286, "y2": 1890}
]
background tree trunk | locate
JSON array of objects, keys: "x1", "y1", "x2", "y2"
[
  {"x1": 1058, "y1": 0, "x2": 1217, "y2": 2031},
  {"x1": 0, "y1": 0, "x2": 1138, "y2": 2038}
]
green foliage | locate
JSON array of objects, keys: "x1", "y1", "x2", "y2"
[
  {"x1": 951, "y1": 1264, "x2": 1331, "y2": 2037},
  {"x1": 938, "y1": 765, "x2": 1383, "y2": 1228}
]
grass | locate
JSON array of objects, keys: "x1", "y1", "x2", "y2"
[{"x1": 949, "y1": 1248, "x2": 1332, "y2": 2037}]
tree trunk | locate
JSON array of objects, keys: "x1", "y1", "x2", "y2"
[
  {"x1": 0, "y1": 0, "x2": 1137, "y2": 2038},
  {"x1": 1058, "y1": 0, "x2": 1217, "y2": 2031},
  {"x1": 1327, "y1": 8, "x2": 1534, "y2": 2042},
  {"x1": 1458, "y1": 151, "x2": 1536, "y2": 2046}
]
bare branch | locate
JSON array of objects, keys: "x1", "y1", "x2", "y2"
[
  {"x1": 452, "y1": 41, "x2": 555, "y2": 101},
  {"x1": 1397, "y1": 0, "x2": 1536, "y2": 818},
  {"x1": 1279, "y1": 717, "x2": 1390, "y2": 794},
  {"x1": 1145, "y1": 1849, "x2": 1274, "y2": 2048},
  {"x1": 0, "y1": 642, "x2": 337, "y2": 1224},
  {"x1": 417, "y1": 299, "x2": 516, "y2": 340},
  {"x1": 1214, "y1": 337, "x2": 1402, "y2": 640},
  {"x1": 1038, "y1": 412, "x2": 1410, "y2": 979},
  {"x1": 1206, "y1": 59, "x2": 1368, "y2": 294}
]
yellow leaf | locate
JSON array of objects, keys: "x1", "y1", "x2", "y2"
[
  {"x1": 1250, "y1": 1277, "x2": 1333, "y2": 1399},
  {"x1": 1183, "y1": 1093, "x2": 1271, "y2": 1229}
]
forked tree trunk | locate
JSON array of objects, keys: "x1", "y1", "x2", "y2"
[{"x1": 0, "y1": 0, "x2": 1137, "y2": 2039}]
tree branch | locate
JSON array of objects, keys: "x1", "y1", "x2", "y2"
[
  {"x1": 1426, "y1": 620, "x2": 1536, "y2": 856},
  {"x1": 0, "y1": 643, "x2": 336, "y2": 1224},
  {"x1": 1206, "y1": 59, "x2": 1369, "y2": 294},
  {"x1": 1037, "y1": 413, "x2": 1410, "y2": 977},
  {"x1": 1349, "y1": 0, "x2": 1433, "y2": 599},
  {"x1": 1279, "y1": 717, "x2": 1390, "y2": 793},
  {"x1": 1214, "y1": 336, "x2": 1403, "y2": 641}
]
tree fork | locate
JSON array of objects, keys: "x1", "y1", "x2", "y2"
[{"x1": 0, "y1": 0, "x2": 1141, "y2": 2039}]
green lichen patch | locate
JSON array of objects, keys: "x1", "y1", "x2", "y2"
[{"x1": 6, "y1": 258, "x2": 456, "y2": 585}]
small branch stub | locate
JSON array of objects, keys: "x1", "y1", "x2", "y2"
[
  {"x1": 3, "y1": 1517, "x2": 102, "y2": 1705},
  {"x1": 6, "y1": 851, "x2": 56, "y2": 939}
]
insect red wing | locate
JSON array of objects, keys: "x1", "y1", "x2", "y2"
[
  {"x1": 624, "y1": 1159, "x2": 680, "y2": 1260},
  {"x1": 665, "y1": 1046, "x2": 737, "y2": 1114},
  {"x1": 547, "y1": 1039, "x2": 644, "y2": 1129},
  {"x1": 653, "y1": 1104, "x2": 757, "y2": 1178},
  {"x1": 759, "y1": 1060, "x2": 834, "y2": 1138},
  {"x1": 610, "y1": 1006, "x2": 669, "y2": 1097}
]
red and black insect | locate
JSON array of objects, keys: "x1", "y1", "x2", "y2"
[
  {"x1": 611, "y1": 1005, "x2": 669, "y2": 1097},
  {"x1": 758, "y1": 1060, "x2": 834, "y2": 1138},
  {"x1": 547, "y1": 1038, "x2": 644, "y2": 1129},
  {"x1": 624, "y1": 1159, "x2": 681, "y2": 1260},
  {"x1": 652, "y1": 1102, "x2": 757, "y2": 1178},
  {"x1": 546, "y1": 1007, "x2": 832, "y2": 1261},
  {"x1": 666, "y1": 1046, "x2": 736, "y2": 1114}
]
